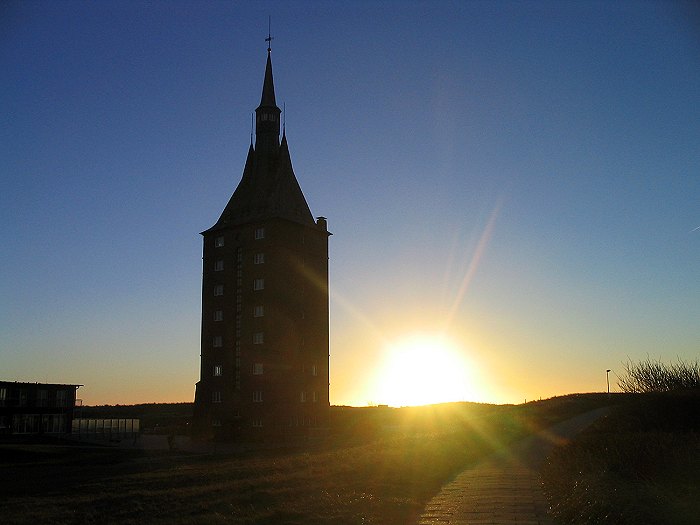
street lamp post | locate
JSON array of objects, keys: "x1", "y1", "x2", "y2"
[{"x1": 606, "y1": 369, "x2": 611, "y2": 394}]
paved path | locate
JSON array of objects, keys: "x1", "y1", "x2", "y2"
[{"x1": 418, "y1": 407, "x2": 610, "y2": 525}]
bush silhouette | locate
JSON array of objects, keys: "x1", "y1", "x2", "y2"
[{"x1": 617, "y1": 357, "x2": 700, "y2": 393}]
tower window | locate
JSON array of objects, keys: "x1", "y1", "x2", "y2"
[
  {"x1": 253, "y1": 305, "x2": 264, "y2": 318},
  {"x1": 253, "y1": 279, "x2": 264, "y2": 291},
  {"x1": 213, "y1": 365, "x2": 222, "y2": 376},
  {"x1": 214, "y1": 235, "x2": 224, "y2": 247},
  {"x1": 252, "y1": 363, "x2": 263, "y2": 375},
  {"x1": 213, "y1": 336, "x2": 222, "y2": 348},
  {"x1": 214, "y1": 259, "x2": 224, "y2": 271},
  {"x1": 252, "y1": 418, "x2": 263, "y2": 428},
  {"x1": 300, "y1": 391, "x2": 307, "y2": 403},
  {"x1": 254, "y1": 253, "x2": 265, "y2": 264},
  {"x1": 212, "y1": 391, "x2": 222, "y2": 403},
  {"x1": 253, "y1": 332, "x2": 264, "y2": 344},
  {"x1": 214, "y1": 310, "x2": 223, "y2": 321},
  {"x1": 253, "y1": 391, "x2": 263, "y2": 403},
  {"x1": 255, "y1": 227, "x2": 265, "y2": 240},
  {"x1": 311, "y1": 364, "x2": 318, "y2": 377},
  {"x1": 214, "y1": 284, "x2": 224, "y2": 296},
  {"x1": 313, "y1": 391, "x2": 318, "y2": 403}
]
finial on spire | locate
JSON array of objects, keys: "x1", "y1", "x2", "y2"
[
  {"x1": 250, "y1": 112, "x2": 254, "y2": 145},
  {"x1": 265, "y1": 16, "x2": 273, "y2": 53},
  {"x1": 283, "y1": 102, "x2": 286, "y2": 136}
]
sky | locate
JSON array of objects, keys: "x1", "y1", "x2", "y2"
[{"x1": 2, "y1": 1, "x2": 698, "y2": 406}]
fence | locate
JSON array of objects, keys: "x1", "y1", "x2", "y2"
[{"x1": 72, "y1": 418, "x2": 140, "y2": 441}]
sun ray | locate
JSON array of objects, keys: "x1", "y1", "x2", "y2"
[{"x1": 444, "y1": 197, "x2": 503, "y2": 330}]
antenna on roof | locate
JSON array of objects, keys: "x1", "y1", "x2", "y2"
[{"x1": 265, "y1": 16, "x2": 273, "y2": 53}]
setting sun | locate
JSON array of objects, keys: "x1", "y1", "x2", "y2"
[{"x1": 373, "y1": 333, "x2": 477, "y2": 407}]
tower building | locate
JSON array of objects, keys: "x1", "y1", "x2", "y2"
[{"x1": 193, "y1": 45, "x2": 330, "y2": 440}]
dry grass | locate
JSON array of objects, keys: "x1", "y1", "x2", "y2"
[{"x1": 1, "y1": 397, "x2": 609, "y2": 524}]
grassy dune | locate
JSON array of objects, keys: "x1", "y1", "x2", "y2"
[{"x1": 543, "y1": 392, "x2": 700, "y2": 525}]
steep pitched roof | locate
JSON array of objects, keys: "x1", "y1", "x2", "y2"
[{"x1": 209, "y1": 135, "x2": 314, "y2": 229}]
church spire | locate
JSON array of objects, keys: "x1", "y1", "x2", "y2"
[
  {"x1": 259, "y1": 49, "x2": 277, "y2": 108},
  {"x1": 255, "y1": 32, "x2": 281, "y2": 154}
]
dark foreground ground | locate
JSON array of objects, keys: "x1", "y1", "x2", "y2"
[
  {"x1": 543, "y1": 392, "x2": 700, "y2": 524},
  {"x1": 1, "y1": 393, "x2": 696, "y2": 524}
]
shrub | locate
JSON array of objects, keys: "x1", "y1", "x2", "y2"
[{"x1": 617, "y1": 357, "x2": 700, "y2": 393}]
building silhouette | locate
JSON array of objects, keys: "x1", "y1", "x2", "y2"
[
  {"x1": 0, "y1": 381, "x2": 81, "y2": 435},
  {"x1": 193, "y1": 45, "x2": 330, "y2": 440}
]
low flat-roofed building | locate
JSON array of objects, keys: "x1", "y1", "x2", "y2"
[{"x1": 0, "y1": 381, "x2": 81, "y2": 435}]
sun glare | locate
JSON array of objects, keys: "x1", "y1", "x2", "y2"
[{"x1": 374, "y1": 333, "x2": 477, "y2": 407}]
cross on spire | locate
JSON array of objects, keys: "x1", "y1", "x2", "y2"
[{"x1": 266, "y1": 16, "x2": 273, "y2": 52}]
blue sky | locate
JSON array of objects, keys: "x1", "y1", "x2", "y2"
[{"x1": 2, "y1": 1, "x2": 698, "y2": 405}]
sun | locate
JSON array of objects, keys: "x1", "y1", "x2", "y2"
[{"x1": 373, "y1": 333, "x2": 476, "y2": 407}]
